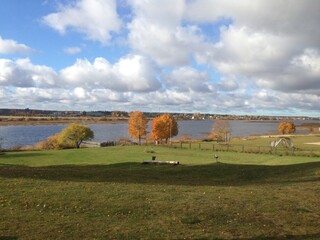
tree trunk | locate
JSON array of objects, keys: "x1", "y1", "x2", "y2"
[{"x1": 76, "y1": 140, "x2": 82, "y2": 148}]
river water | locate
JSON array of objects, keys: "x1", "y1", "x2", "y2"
[{"x1": 0, "y1": 120, "x2": 316, "y2": 149}]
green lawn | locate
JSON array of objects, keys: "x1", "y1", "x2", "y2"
[
  {"x1": 172, "y1": 135, "x2": 320, "y2": 156},
  {"x1": 1, "y1": 146, "x2": 320, "y2": 239}
]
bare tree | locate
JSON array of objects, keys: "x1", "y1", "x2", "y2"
[{"x1": 210, "y1": 120, "x2": 231, "y2": 143}]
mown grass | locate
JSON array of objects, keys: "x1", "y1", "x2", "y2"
[
  {"x1": 172, "y1": 135, "x2": 320, "y2": 156},
  {"x1": 0, "y1": 146, "x2": 320, "y2": 239}
]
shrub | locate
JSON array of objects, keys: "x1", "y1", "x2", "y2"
[
  {"x1": 60, "y1": 124, "x2": 94, "y2": 149},
  {"x1": 35, "y1": 133, "x2": 66, "y2": 150}
]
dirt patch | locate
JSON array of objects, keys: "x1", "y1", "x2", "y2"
[{"x1": 305, "y1": 142, "x2": 320, "y2": 145}]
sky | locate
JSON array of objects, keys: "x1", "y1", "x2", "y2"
[{"x1": 0, "y1": 0, "x2": 319, "y2": 116}]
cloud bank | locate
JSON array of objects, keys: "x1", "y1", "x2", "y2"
[{"x1": 0, "y1": 0, "x2": 319, "y2": 116}]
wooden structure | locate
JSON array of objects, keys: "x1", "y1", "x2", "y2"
[
  {"x1": 143, "y1": 159, "x2": 179, "y2": 165},
  {"x1": 270, "y1": 137, "x2": 294, "y2": 150}
]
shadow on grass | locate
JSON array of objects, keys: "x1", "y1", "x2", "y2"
[
  {"x1": 0, "y1": 151, "x2": 51, "y2": 159},
  {"x1": 0, "y1": 161, "x2": 319, "y2": 186},
  {"x1": 203, "y1": 232, "x2": 320, "y2": 240},
  {"x1": 244, "y1": 233, "x2": 320, "y2": 240},
  {"x1": 0, "y1": 237, "x2": 18, "y2": 240}
]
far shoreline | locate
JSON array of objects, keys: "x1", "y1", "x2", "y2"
[
  {"x1": 0, "y1": 118, "x2": 129, "y2": 126},
  {"x1": 0, "y1": 117, "x2": 319, "y2": 130}
]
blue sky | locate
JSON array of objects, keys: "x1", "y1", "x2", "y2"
[{"x1": 0, "y1": 0, "x2": 319, "y2": 116}]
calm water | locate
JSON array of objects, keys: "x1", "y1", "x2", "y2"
[{"x1": 0, "y1": 120, "x2": 315, "y2": 149}]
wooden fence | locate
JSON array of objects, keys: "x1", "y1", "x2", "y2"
[
  {"x1": 164, "y1": 142, "x2": 319, "y2": 157},
  {"x1": 82, "y1": 140, "x2": 319, "y2": 157}
]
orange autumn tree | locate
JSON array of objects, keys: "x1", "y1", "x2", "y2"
[
  {"x1": 128, "y1": 111, "x2": 148, "y2": 144},
  {"x1": 151, "y1": 114, "x2": 178, "y2": 143},
  {"x1": 278, "y1": 122, "x2": 296, "y2": 134}
]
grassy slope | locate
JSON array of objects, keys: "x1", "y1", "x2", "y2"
[{"x1": 0, "y1": 146, "x2": 320, "y2": 239}]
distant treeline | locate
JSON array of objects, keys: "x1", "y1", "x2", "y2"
[
  {"x1": 0, "y1": 108, "x2": 318, "y2": 121},
  {"x1": 0, "y1": 109, "x2": 134, "y2": 118}
]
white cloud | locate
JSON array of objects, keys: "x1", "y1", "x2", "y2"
[
  {"x1": 14, "y1": 87, "x2": 53, "y2": 101},
  {"x1": 42, "y1": 0, "x2": 121, "y2": 44},
  {"x1": 291, "y1": 48, "x2": 320, "y2": 74},
  {"x1": 185, "y1": 0, "x2": 320, "y2": 42},
  {"x1": 0, "y1": 86, "x2": 136, "y2": 110},
  {"x1": 251, "y1": 90, "x2": 320, "y2": 113},
  {"x1": 114, "y1": 54, "x2": 161, "y2": 92},
  {"x1": 60, "y1": 54, "x2": 161, "y2": 92},
  {"x1": 126, "y1": 0, "x2": 320, "y2": 105},
  {"x1": 0, "y1": 36, "x2": 33, "y2": 54},
  {"x1": 164, "y1": 66, "x2": 212, "y2": 92},
  {"x1": 73, "y1": 87, "x2": 87, "y2": 99},
  {"x1": 129, "y1": 90, "x2": 193, "y2": 111},
  {"x1": 91, "y1": 89, "x2": 131, "y2": 102},
  {"x1": 128, "y1": 19, "x2": 195, "y2": 66},
  {"x1": 0, "y1": 88, "x2": 6, "y2": 98},
  {"x1": 127, "y1": 0, "x2": 204, "y2": 66},
  {"x1": 207, "y1": 26, "x2": 293, "y2": 75},
  {"x1": 128, "y1": 0, "x2": 185, "y2": 28},
  {"x1": 218, "y1": 78, "x2": 239, "y2": 92},
  {"x1": 63, "y1": 46, "x2": 82, "y2": 55},
  {"x1": 255, "y1": 49, "x2": 320, "y2": 93},
  {"x1": 185, "y1": 1, "x2": 320, "y2": 97},
  {"x1": 0, "y1": 55, "x2": 160, "y2": 93},
  {"x1": 0, "y1": 58, "x2": 58, "y2": 87}
]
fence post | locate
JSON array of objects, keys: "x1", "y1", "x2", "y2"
[
  {"x1": 242, "y1": 145, "x2": 244, "y2": 152},
  {"x1": 212, "y1": 144, "x2": 214, "y2": 151}
]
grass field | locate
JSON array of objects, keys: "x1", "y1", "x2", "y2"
[
  {"x1": 1, "y1": 145, "x2": 320, "y2": 239},
  {"x1": 171, "y1": 135, "x2": 320, "y2": 156}
]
